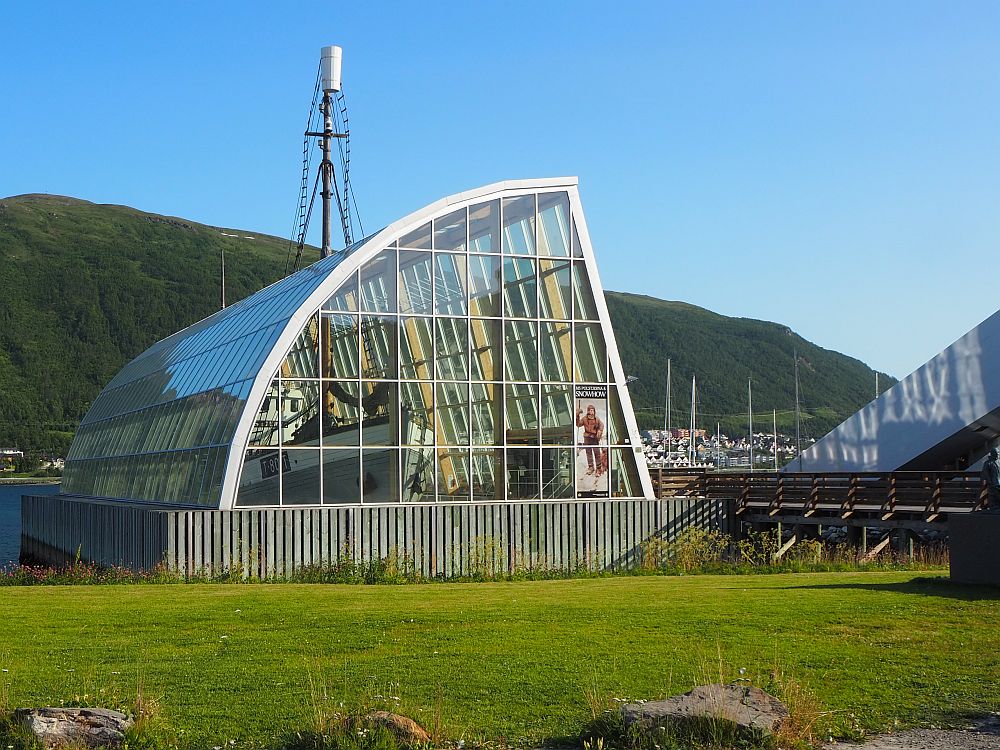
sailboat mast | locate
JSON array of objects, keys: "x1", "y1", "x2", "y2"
[
  {"x1": 665, "y1": 358, "x2": 671, "y2": 465},
  {"x1": 689, "y1": 375, "x2": 696, "y2": 465},
  {"x1": 794, "y1": 350, "x2": 802, "y2": 471},
  {"x1": 773, "y1": 408, "x2": 778, "y2": 471},
  {"x1": 748, "y1": 378, "x2": 754, "y2": 473}
]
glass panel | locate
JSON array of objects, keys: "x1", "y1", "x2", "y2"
[
  {"x1": 469, "y1": 199, "x2": 500, "y2": 253},
  {"x1": 574, "y1": 323, "x2": 607, "y2": 382},
  {"x1": 608, "y1": 387, "x2": 630, "y2": 445},
  {"x1": 281, "y1": 379, "x2": 322, "y2": 447},
  {"x1": 248, "y1": 380, "x2": 280, "y2": 447},
  {"x1": 503, "y1": 257, "x2": 537, "y2": 318},
  {"x1": 540, "y1": 384, "x2": 574, "y2": 445},
  {"x1": 400, "y1": 221, "x2": 432, "y2": 249},
  {"x1": 502, "y1": 195, "x2": 535, "y2": 255},
  {"x1": 471, "y1": 449, "x2": 501, "y2": 502},
  {"x1": 469, "y1": 254, "x2": 501, "y2": 317},
  {"x1": 323, "y1": 271, "x2": 360, "y2": 312},
  {"x1": 572, "y1": 217, "x2": 584, "y2": 258},
  {"x1": 434, "y1": 253, "x2": 467, "y2": 315},
  {"x1": 438, "y1": 447, "x2": 470, "y2": 501},
  {"x1": 401, "y1": 381, "x2": 434, "y2": 446},
  {"x1": 400, "y1": 316, "x2": 434, "y2": 380},
  {"x1": 573, "y1": 261, "x2": 599, "y2": 320},
  {"x1": 360, "y1": 314, "x2": 398, "y2": 379},
  {"x1": 321, "y1": 380, "x2": 360, "y2": 447},
  {"x1": 362, "y1": 448, "x2": 399, "y2": 503},
  {"x1": 361, "y1": 248, "x2": 396, "y2": 313},
  {"x1": 504, "y1": 321, "x2": 538, "y2": 382},
  {"x1": 540, "y1": 321, "x2": 571, "y2": 382},
  {"x1": 237, "y1": 448, "x2": 280, "y2": 506},
  {"x1": 362, "y1": 380, "x2": 396, "y2": 446},
  {"x1": 612, "y1": 448, "x2": 642, "y2": 498},
  {"x1": 436, "y1": 382, "x2": 470, "y2": 446},
  {"x1": 506, "y1": 448, "x2": 539, "y2": 500},
  {"x1": 537, "y1": 192, "x2": 570, "y2": 257},
  {"x1": 281, "y1": 313, "x2": 319, "y2": 378},
  {"x1": 539, "y1": 260, "x2": 572, "y2": 319},
  {"x1": 435, "y1": 317, "x2": 468, "y2": 380},
  {"x1": 470, "y1": 318, "x2": 501, "y2": 381},
  {"x1": 399, "y1": 250, "x2": 434, "y2": 314},
  {"x1": 322, "y1": 448, "x2": 361, "y2": 504},
  {"x1": 321, "y1": 313, "x2": 359, "y2": 379},
  {"x1": 402, "y1": 446, "x2": 435, "y2": 502},
  {"x1": 471, "y1": 383, "x2": 500, "y2": 446},
  {"x1": 505, "y1": 384, "x2": 538, "y2": 445},
  {"x1": 433, "y1": 207, "x2": 467, "y2": 252},
  {"x1": 281, "y1": 448, "x2": 321, "y2": 505},
  {"x1": 542, "y1": 447, "x2": 574, "y2": 499}
]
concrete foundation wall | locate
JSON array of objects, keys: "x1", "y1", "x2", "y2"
[{"x1": 21, "y1": 495, "x2": 734, "y2": 579}]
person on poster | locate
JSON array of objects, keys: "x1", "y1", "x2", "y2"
[{"x1": 576, "y1": 403, "x2": 605, "y2": 477}]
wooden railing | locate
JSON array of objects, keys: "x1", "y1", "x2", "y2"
[{"x1": 650, "y1": 468, "x2": 986, "y2": 522}]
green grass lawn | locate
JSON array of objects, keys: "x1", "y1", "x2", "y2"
[{"x1": 1, "y1": 571, "x2": 998, "y2": 747}]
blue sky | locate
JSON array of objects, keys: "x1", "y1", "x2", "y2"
[{"x1": 4, "y1": 1, "x2": 998, "y2": 379}]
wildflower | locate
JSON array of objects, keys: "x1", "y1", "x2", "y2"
[{"x1": 738, "y1": 667, "x2": 746, "y2": 675}]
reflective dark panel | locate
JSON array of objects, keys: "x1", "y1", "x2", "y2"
[
  {"x1": 281, "y1": 380, "x2": 322, "y2": 446},
  {"x1": 320, "y1": 313, "x2": 359, "y2": 379},
  {"x1": 471, "y1": 449, "x2": 500, "y2": 502},
  {"x1": 360, "y1": 315, "x2": 398, "y2": 379},
  {"x1": 540, "y1": 384, "x2": 574, "y2": 445},
  {"x1": 282, "y1": 448, "x2": 321, "y2": 505},
  {"x1": 438, "y1": 447, "x2": 470, "y2": 501},
  {"x1": 542, "y1": 447, "x2": 574, "y2": 499},
  {"x1": 574, "y1": 323, "x2": 607, "y2": 382},
  {"x1": 402, "y1": 446, "x2": 435, "y2": 502},
  {"x1": 248, "y1": 380, "x2": 281, "y2": 447},
  {"x1": 322, "y1": 449, "x2": 361, "y2": 504},
  {"x1": 362, "y1": 448, "x2": 398, "y2": 503},
  {"x1": 435, "y1": 317, "x2": 468, "y2": 380},
  {"x1": 572, "y1": 262, "x2": 599, "y2": 320},
  {"x1": 506, "y1": 448, "x2": 539, "y2": 500},
  {"x1": 362, "y1": 380, "x2": 396, "y2": 446},
  {"x1": 436, "y1": 382, "x2": 470, "y2": 446},
  {"x1": 505, "y1": 384, "x2": 538, "y2": 445},
  {"x1": 321, "y1": 380, "x2": 360, "y2": 447}
]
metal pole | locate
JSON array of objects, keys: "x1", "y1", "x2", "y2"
[
  {"x1": 794, "y1": 351, "x2": 802, "y2": 471},
  {"x1": 689, "y1": 375, "x2": 696, "y2": 465},
  {"x1": 665, "y1": 359, "x2": 671, "y2": 466},
  {"x1": 320, "y1": 92, "x2": 333, "y2": 258},
  {"x1": 773, "y1": 408, "x2": 778, "y2": 471},
  {"x1": 220, "y1": 247, "x2": 226, "y2": 309},
  {"x1": 748, "y1": 378, "x2": 754, "y2": 473}
]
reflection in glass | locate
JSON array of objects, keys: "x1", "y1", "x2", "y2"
[
  {"x1": 436, "y1": 382, "x2": 469, "y2": 445},
  {"x1": 469, "y1": 199, "x2": 500, "y2": 253},
  {"x1": 438, "y1": 447, "x2": 470, "y2": 501},
  {"x1": 573, "y1": 262, "x2": 599, "y2": 319},
  {"x1": 402, "y1": 446, "x2": 435, "y2": 502},
  {"x1": 360, "y1": 315, "x2": 397, "y2": 379},
  {"x1": 537, "y1": 192, "x2": 570, "y2": 257},
  {"x1": 470, "y1": 318, "x2": 501, "y2": 381},
  {"x1": 361, "y1": 448, "x2": 398, "y2": 503},
  {"x1": 433, "y1": 207, "x2": 467, "y2": 252},
  {"x1": 434, "y1": 253, "x2": 467, "y2": 315},
  {"x1": 399, "y1": 250, "x2": 434, "y2": 314},
  {"x1": 400, "y1": 221, "x2": 432, "y2": 249},
  {"x1": 401, "y1": 382, "x2": 434, "y2": 445},
  {"x1": 608, "y1": 387, "x2": 629, "y2": 445},
  {"x1": 504, "y1": 321, "x2": 538, "y2": 381},
  {"x1": 539, "y1": 260, "x2": 572, "y2": 319},
  {"x1": 320, "y1": 313, "x2": 358, "y2": 379},
  {"x1": 400, "y1": 316, "x2": 433, "y2": 380},
  {"x1": 471, "y1": 383, "x2": 499, "y2": 445},
  {"x1": 542, "y1": 447, "x2": 574, "y2": 498},
  {"x1": 503, "y1": 257, "x2": 537, "y2": 318},
  {"x1": 237, "y1": 448, "x2": 279, "y2": 505},
  {"x1": 506, "y1": 448, "x2": 539, "y2": 500},
  {"x1": 435, "y1": 317, "x2": 468, "y2": 380},
  {"x1": 323, "y1": 271, "x2": 359, "y2": 312},
  {"x1": 572, "y1": 217, "x2": 584, "y2": 258},
  {"x1": 540, "y1": 384, "x2": 574, "y2": 445},
  {"x1": 469, "y1": 254, "x2": 501, "y2": 317},
  {"x1": 502, "y1": 195, "x2": 535, "y2": 255},
  {"x1": 322, "y1": 448, "x2": 361, "y2": 504},
  {"x1": 505, "y1": 384, "x2": 538, "y2": 445},
  {"x1": 574, "y1": 323, "x2": 607, "y2": 382},
  {"x1": 282, "y1": 314, "x2": 319, "y2": 378},
  {"x1": 282, "y1": 449, "x2": 321, "y2": 504},
  {"x1": 362, "y1": 380, "x2": 396, "y2": 446},
  {"x1": 248, "y1": 380, "x2": 280, "y2": 446},
  {"x1": 540, "y1": 322, "x2": 571, "y2": 382},
  {"x1": 321, "y1": 380, "x2": 360, "y2": 446},
  {"x1": 361, "y1": 249, "x2": 396, "y2": 313},
  {"x1": 281, "y1": 380, "x2": 322, "y2": 446},
  {"x1": 471, "y1": 449, "x2": 500, "y2": 502},
  {"x1": 612, "y1": 448, "x2": 642, "y2": 498}
]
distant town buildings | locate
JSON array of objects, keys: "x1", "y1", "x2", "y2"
[{"x1": 639, "y1": 429, "x2": 814, "y2": 470}]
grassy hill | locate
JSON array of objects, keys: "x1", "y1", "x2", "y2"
[{"x1": 0, "y1": 194, "x2": 893, "y2": 454}]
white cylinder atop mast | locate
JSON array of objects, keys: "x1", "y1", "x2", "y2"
[{"x1": 321, "y1": 45, "x2": 343, "y2": 92}]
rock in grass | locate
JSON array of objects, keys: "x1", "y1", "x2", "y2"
[
  {"x1": 14, "y1": 707, "x2": 134, "y2": 748},
  {"x1": 622, "y1": 683, "x2": 789, "y2": 735},
  {"x1": 362, "y1": 710, "x2": 431, "y2": 745}
]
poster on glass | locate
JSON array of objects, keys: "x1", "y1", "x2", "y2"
[{"x1": 575, "y1": 385, "x2": 608, "y2": 497}]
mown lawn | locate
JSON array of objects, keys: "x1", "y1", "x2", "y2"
[{"x1": 0, "y1": 572, "x2": 997, "y2": 747}]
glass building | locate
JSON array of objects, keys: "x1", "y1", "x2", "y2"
[{"x1": 62, "y1": 179, "x2": 654, "y2": 509}]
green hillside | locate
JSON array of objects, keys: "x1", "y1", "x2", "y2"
[{"x1": 0, "y1": 194, "x2": 893, "y2": 454}]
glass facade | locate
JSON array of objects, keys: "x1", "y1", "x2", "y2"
[{"x1": 62, "y1": 181, "x2": 648, "y2": 508}]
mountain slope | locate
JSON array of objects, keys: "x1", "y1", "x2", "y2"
[{"x1": 0, "y1": 194, "x2": 893, "y2": 453}]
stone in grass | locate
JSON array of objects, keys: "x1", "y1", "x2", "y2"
[
  {"x1": 13, "y1": 707, "x2": 135, "y2": 749},
  {"x1": 622, "y1": 683, "x2": 790, "y2": 736},
  {"x1": 360, "y1": 711, "x2": 432, "y2": 745}
]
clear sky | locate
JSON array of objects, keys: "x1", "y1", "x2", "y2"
[{"x1": 4, "y1": 1, "x2": 998, "y2": 379}]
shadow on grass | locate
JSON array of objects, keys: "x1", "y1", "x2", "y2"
[{"x1": 787, "y1": 576, "x2": 1000, "y2": 600}]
